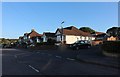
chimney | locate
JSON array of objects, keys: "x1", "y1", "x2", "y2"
[{"x1": 31, "y1": 29, "x2": 35, "y2": 32}]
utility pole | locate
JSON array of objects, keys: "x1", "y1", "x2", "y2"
[
  {"x1": 61, "y1": 21, "x2": 65, "y2": 45},
  {"x1": 116, "y1": 27, "x2": 119, "y2": 41}
]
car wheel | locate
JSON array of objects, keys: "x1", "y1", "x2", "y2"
[{"x1": 76, "y1": 47, "x2": 79, "y2": 50}]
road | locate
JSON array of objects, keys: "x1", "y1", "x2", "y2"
[{"x1": 2, "y1": 48, "x2": 119, "y2": 76}]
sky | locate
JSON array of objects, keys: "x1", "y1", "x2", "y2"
[{"x1": 2, "y1": 2, "x2": 118, "y2": 39}]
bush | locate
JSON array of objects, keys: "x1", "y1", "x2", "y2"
[
  {"x1": 47, "y1": 38, "x2": 56, "y2": 45},
  {"x1": 101, "y1": 41, "x2": 120, "y2": 53},
  {"x1": 17, "y1": 43, "x2": 27, "y2": 48},
  {"x1": 35, "y1": 42, "x2": 47, "y2": 46}
]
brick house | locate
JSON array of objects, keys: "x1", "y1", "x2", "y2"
[
  {"x1": 21, "y1": 29, "x2": 42, "y2": 44},
  {"x1": 91, "y1": 33, "x2": 107, "y2": 45}
]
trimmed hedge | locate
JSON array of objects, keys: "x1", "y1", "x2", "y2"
[
  {"x1": 101, "y1": 41, "x2": 120, "y2": 53},
  {"x1": 29, "y1": 45, "x2": 58, "y2": 50},
  {"x1": 35, "y1": 39, "x2": 56, "y2": 46},
  {"x1": 36, "y1": 42, "x2": 48, "y2": 46}
]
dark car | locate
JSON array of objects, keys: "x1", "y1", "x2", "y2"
[{"x1": 69, "y1": 40, "x2": 91, "y2": 50}]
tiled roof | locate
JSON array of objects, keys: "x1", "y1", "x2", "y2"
[
  {"x1": 24, "y1": 33, "x2": 29, "y2": 35},
  {"x1": 91, "y1": 31, "x2": 106, "y2": 37},
  {"x1": 19, "y1": 36, "x2": 23, "y2": 39},
  {"x1": 43, "y1": 32, "x2": 55, "y2": 37},
  {"x1": 56, "y1": 26, "x2": 91, "y2": 36},
  {"x1": 27, "y1": 30, "x2": 42, "y2": 38},
  {"x1": 96, "y1": 33, "x2": 106, "y2": 37},
  {"x1": 95, "y1": 32, "x2": 105, "y2": 35}
]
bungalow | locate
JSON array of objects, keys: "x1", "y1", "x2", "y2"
[
  {"x1": 91, "y1": 32, "x2": 107, "y2": 45},
  {"x1": 107, "y1": 36, "x2": 118, "y2": 41},
  {"x1": 42, "y1": 32, "x2": 56, "y2": 42},
  {"x1": 22, "y1": 29, "x2": 42, "y2": 44},
  {"x1": 55, "y1": 26, "x2": 95, "y2": 44}
]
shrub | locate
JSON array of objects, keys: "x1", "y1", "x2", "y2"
[
  {"x1": 101, "y1": 41, "x2": 120, "y2": 53},
  {"x1": 47, "y1": 38, "x2": 56, "y2": 45},
  {"x1": 35, "y1": 39, "x2": 56, "y2": 46},
  {"x1": 36, "y1": 42, "x2": 47, "y2": 46}
]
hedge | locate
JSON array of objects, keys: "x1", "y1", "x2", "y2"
[
  {"x1": 35, "y1": 39, "x2": 56, "y2": 46},
  {"x1": 29, "y1": 45, "x2": 58, "y2": 50},
  {"x1": 101, "y1": 41, "x2": 120, "y2": 53}
]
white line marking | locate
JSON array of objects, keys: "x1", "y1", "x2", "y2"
[
  {"x1": 14, "y1": 55, "x2": 17, "y2": 58},
  {"x1": 14, "y1": 53, "x2": 28, "y2": 58},
  {"x1": 56, "y1": 56, "x2": 62, "y2": 58},
  {"x1": 66, "y1": 58, "x2": 75, "y2": 61},
  {"x1": 14, "y1": 53, "x2": 31, "y2": 58},
  {"x1": 15, "y1": 53, "x2": 27, "y2": 56},
  {"x1": 28, "y1": 65, "x2": 39, "y2": 72}
]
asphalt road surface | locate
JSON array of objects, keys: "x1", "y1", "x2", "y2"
[{"x1": 2, "y1": 48, "x2": 119, "y2": 76}]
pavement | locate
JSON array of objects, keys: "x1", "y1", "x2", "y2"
[{"x1": 76, "y1": 45, "x2": 120, "y2": 69}]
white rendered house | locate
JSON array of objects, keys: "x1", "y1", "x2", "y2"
[
  {"x1": 42, "y1": 32, "x2": 56, "y2": 42},
  {"x1": 55, "y1": 26, "x2": 95, "y2": 44}
]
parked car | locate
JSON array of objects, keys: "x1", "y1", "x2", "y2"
[
  {"x1": 55, "y1": 41, "x2": 62, "y2": 46},
  {"x1": 27, "y1": 44, "x2": 35, "y2": 48},
  {"x1": 69, "y1": 40, "x2": 91, "y2": 50}
]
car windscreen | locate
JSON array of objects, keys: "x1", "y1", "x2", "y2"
[{"x1": 75, "y1": 41, "x2": 85, "y2": 44}]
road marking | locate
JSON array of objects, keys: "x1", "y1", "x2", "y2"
[
  {"x1": 14, "y1": 53, "x2": 31, "y2": 58},
  {"x1": 14, "y1": 55, "x2": 17, "y2": 58},
  {"x1": 28, "y1": 65, "x2": 39, "y2": 72},
  {"x1": 56, "y1": 56, "x2": 62, "y2": 58},
  {"x1": 66, "y1": 58, "x2": 75, "y2": 61},
  {"x1": 15, "y1": 53, "x2": 27, "y2": 56}
]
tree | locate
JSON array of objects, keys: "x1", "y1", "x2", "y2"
[
  {"x1": 106, "y1": 27, "x2": 120, "y2": 37},
  {"x1": 79, "y1": 27, "x2": 95, "y2": 33},
  {"x1": 0, "y1": 38, "x2": 9, "y2": 44},
  {"x1": 0, "y1": 38, "x2": 18, "y2": 44}
]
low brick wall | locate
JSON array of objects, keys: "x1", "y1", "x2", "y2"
[{"x1": 92, "y1": 40, "x2": 103, "y2": 45}]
